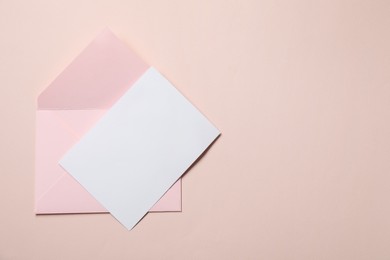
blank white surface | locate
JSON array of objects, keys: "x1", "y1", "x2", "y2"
[{"x1": 60, "y1": 68, "x2": 220, "y2": 229}]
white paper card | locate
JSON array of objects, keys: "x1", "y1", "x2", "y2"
[{"x1": 60, "y1": 67, "x2": 220, "y2": 229}]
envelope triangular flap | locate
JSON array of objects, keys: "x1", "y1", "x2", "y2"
[{"x1": 37, "y1": 29, "x2": 149, "y2": 110}]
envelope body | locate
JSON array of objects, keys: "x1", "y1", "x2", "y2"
[{"x1": 35, "y1": 30, "x2": 182, "y2": 214}]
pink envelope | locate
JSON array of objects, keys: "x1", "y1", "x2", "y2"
[{"x1": 35, "y1": 29, "x2": 182, "y2": 214}]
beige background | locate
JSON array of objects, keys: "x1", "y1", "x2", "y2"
[{"x1": 1, "y1": 0, "x2": 390, "y2": 259}]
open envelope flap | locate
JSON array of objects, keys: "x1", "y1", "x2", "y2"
[{"x1": 37, "y1": 29, "x2": 149, "y2": 110}]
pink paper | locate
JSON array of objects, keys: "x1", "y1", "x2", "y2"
[{"x1": 38, "y1": 29, "x2": 149, "y2": 109}]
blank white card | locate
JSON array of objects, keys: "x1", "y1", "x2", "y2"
[{"x1": 60, "y1": 68, "x2": 220, "y2": 229}]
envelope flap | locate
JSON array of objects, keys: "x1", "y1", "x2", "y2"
[{"x1": 38, "y1": 29, "x2": 149, "y2": 110}]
